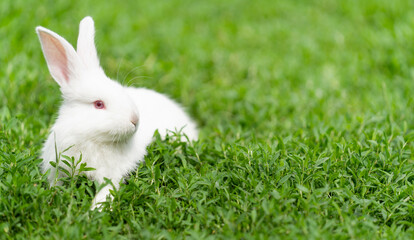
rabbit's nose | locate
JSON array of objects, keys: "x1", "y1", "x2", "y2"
[{"x1": 130, "y1": 113, "x2": 139, "y2": 126}]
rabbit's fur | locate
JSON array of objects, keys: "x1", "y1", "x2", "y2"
[{"x1": 36, "y1": 17, "x2": 198, "y2": 209}]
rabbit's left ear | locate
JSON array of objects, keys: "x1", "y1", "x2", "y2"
[
  {"x1": 36, "y1": 26, "x2": 82, "y2": 87},
  {"x1": 77, "y1": 16, "x2": 101, "y2": 69}
]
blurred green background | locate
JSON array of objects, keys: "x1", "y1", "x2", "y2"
[{"x1": 2, "y1": 0, "x2": 414, "y2": 239}]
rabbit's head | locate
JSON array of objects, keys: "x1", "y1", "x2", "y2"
[{"x1": 36, "y1": 17, "x2": 139, "y2": 143}]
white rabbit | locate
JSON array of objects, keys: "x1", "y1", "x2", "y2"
[{"x1": 36, "y1": 16, "x2": 198, "y2": 209}]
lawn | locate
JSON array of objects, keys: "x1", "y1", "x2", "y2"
[{"x1": 2, "y1": 0, "x2": 414, "y2": 239}]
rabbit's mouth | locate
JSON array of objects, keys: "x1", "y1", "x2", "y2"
[{"x1": 111, "y1": 123, "x2": 138, "y2": 142}]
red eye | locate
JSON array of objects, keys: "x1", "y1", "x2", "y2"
[{"x1": 94, "y1": 100, "x2": 105, "y2": 109}]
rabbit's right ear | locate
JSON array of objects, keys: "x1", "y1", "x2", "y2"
[
  {"x1": 36, "y1": 27, "x2": 82, "y2": 87},
  {"x1": 77, "y1": 16, "x2": 101, "y2": 69}
]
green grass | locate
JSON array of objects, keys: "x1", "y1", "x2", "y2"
[{"x1": 2, "y1": 0, "x2": 414, "y2": 239}]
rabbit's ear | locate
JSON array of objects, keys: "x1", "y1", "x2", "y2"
[
  {"x1": 77, "y1": 16, "x2": 100, "y2": 69},
  {"x1": 36, "y1": 26, "x2": 81, "y2": 87}
]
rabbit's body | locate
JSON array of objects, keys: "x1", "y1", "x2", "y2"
[
  {"x1": 37, "y1": 17, "x2": 198, "y2": 209},
  {"x1": 126, "y1": 87, "x2": 198, "y2": 143}
]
